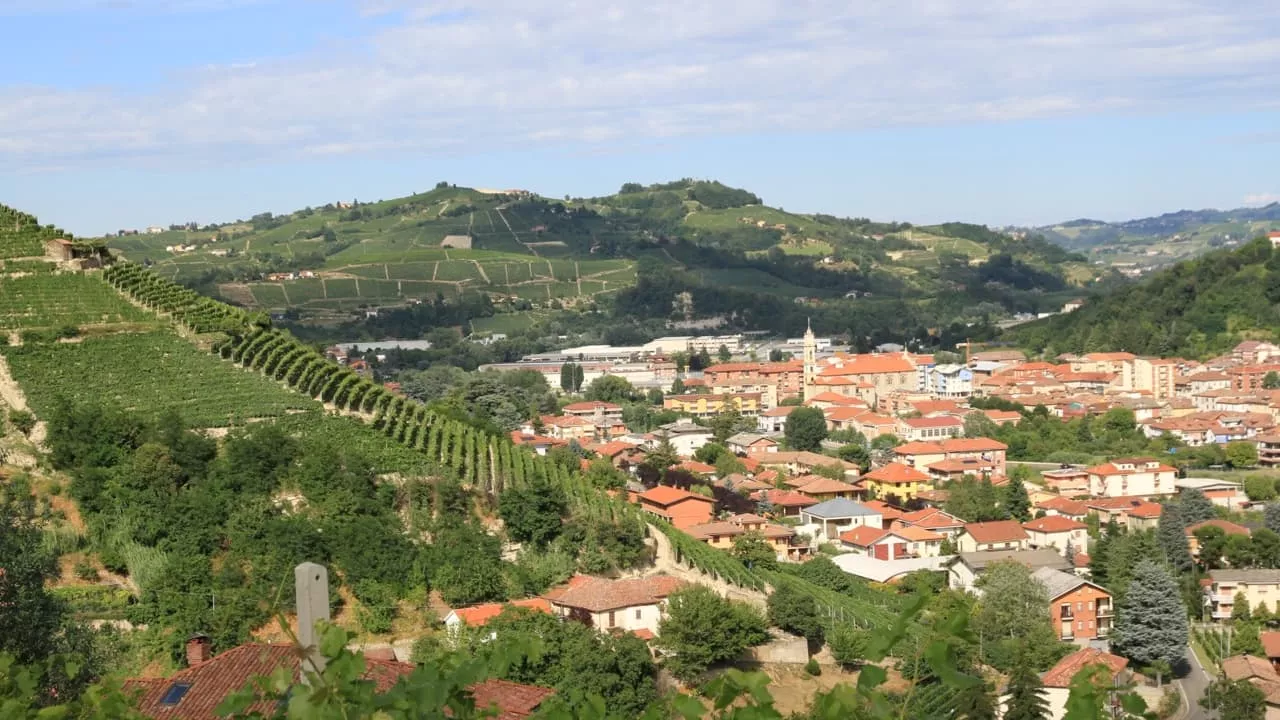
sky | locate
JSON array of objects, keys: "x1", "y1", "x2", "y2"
[{"x1": 2, "y1": 0, "x2": 1280, "y2": 236}]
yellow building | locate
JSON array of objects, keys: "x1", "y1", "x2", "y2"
[
  {"x1": 859, "y1": 462, "x2": 933, "y2": 501},
  {"x1": 663, "y1": 392, "x2": 761, "y2": 418}
]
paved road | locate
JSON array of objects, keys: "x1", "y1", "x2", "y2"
[{"x1": 1180, "y1": 646, "x2": 1216, "y2": 720}]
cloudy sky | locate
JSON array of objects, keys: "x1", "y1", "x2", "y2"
[{"x1": 2, "y1": 0, "x2": 1279, "y2": 234}]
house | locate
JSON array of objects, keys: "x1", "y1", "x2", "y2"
[
  {"x1": 1204, "y1": 569, "x2": 1280, "y2": 620},
  {"x1": 562, "y1": 400, "x2": 623, "y2": 422},
  {"x1": 1084, "y1": 497, "x2": 1163, "y2": 532},
  {"x1": 756, "y1": 406, "x2": 797, "y2": 433},
  {"x1": 444, "y1": 598, "x2": 553, "y2": 635},
  {"x1": 664, "y1": 392, "x2": 762, "y2": 418},
  {"x1": 956, "y1": 520, "x2": 1029, "y2": 553},
  {"x1": 1262, "y1": 632, "x2": 1280, "y2": 671},
  {"x1": 1034, "y1": 496, "x2": 1090, "y2": 521},
  {"x1": 799, "y1": 498, "x2": 883, "y2": 540},
  {"x1": 547, "y1": 575, "x2": 684, "y2": 636},
  {"x1": 1033, "y1": 567, "x2": 1114, "y2": 641},
  {"x1": 1023, "y1": 516, "x2": 1089, "y2": 558},
  {"x1": 653, "y1": 419, "x2": 714, "y2": 455},
  {"x1": 1259, "y1": 434, "x2": 1280, "y2": 467},
  {"x1": 1085, "y1": 457, "x2": 1178, "y2": 497},
  {"x1": 1186, "y1": 518, "x2": 1252, "y2": 558},
  {"x1": 840, "y1": 525, "x2": 945, "y2": 559},
  {"x1": 637, "y1": 485, "x2": 715, "y2": 529},
  {"x1": 946, "y1": 548, "x2": 1073, "y2": 593},
  {"x1": 726, "y1": 432, "x2": 778, "y2": 455},
  {"x1": 860, "y1": 462, "x2": 933, "y2": 501},
  {"x1": 791, "y1": 475, "x2": 861, "y2": 502},
  {"x1": 539, "y1": 414, "x2": 596, "y2": 442},
  {"x1": 896, "y1": 507, "x2": 966, "y2": 537},
  {"x1": 684, "y1": 515, "x2": 804, "y2": 560},
  {"x1": 897, "y1": 415, "x2": 964, "y2": 442},
  {"x1": 748, "y1": 450, "x2": 859, "y2": 478},
  {"x1": 1033, "y1": 648, "x2": 1129, "y2": 720},
  {"x1": 1221, "y1": 654, "x2": 1280, "y2": 717},
  {"x1": 924, "y1": 363, "x2": 974, "y2": 398},
  {"x1": 1174, "y1": 477, "x2": 1249, "y2": 509},
  {"x1": 124, "y1": 638, "x2": 553, "y2": 720},
  {"x1": 751, "y1": 488, "x2": 819, "y2": 517},
  {"x1": 892, "y1": 441, "x2": 948, "y2": 470}
]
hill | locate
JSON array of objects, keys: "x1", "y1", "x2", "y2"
[
  {"x1": 1010, "y1": 235, "x2": 1280, "y2": 358},
  {"x1": 1033, "y1": 203, "x2": 1280, "y2": 270},
  {"x1": 99, "y1": 179, "x2": 1100, "y2": 341}
]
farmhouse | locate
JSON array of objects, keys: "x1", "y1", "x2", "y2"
[{"x1": 547, "y1": 575, "x2": 684, "y2": 637}]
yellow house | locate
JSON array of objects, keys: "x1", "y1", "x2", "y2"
[
  {"x1": 664, "y1": 393, "x2": 761, "y2": 419},
  {"x1": 859, "y1": 462, "x2": 933, "y2": 501}
]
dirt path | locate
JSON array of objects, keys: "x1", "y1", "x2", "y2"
[
  {"x1": 0, "y1": 353, "x2": 46, "y2": 450},
  {"x1": 472, "y1": 261, "x2": 490, "y2": 284},
  {"x1": 495, "y1": 209, "x2": 537, "y2": 257}
]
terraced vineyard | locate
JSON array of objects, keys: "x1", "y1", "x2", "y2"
[
  {"x1": 0, "y1": 272, "x2": 157, "y2": 331},
  {"x1": 0, "y1": 203, "x2": 71, "y2": 258},
  {"x1": 3, "y1": 331, "x2": 318, "y2": 427}
]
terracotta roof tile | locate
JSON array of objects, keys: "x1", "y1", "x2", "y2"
[
  {"x1": 1023, "y1": 516, "x2": 1087, "y2": 533},
  {"x1": 1042, "y1": 648, "x2": 1128, "y2": 688},
  {"x1": 862, "y1": 463, "x2": 931, "y2": 484},
  {"x1": 962, "y1": 520, "x2": 1029, "y2": 544},
  {"x1": 639, "y1": 485, "x2": 714, "y2": 507},
  {"x1": 549, "y1": 575, "x2": 684, "y2": 613},
  {"x1": 450, "y1": 598, "x2": 552, "y2": 627},
  {"x1": 1187, "y1": 519, "x2": 1252, "y2": 537}
]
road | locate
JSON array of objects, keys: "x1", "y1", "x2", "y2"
[{"x1": 1180, "y1": 646, "x2": 1215, "y2": 720}]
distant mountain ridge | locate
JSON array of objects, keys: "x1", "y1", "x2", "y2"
[{"x1": 1034, "y1": 203, "x2": 1280, "y2": 252}]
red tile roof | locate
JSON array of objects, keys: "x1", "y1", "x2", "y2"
[
  {"x1": 840, "y1": 526, "x2": 889, "y2": 546},
  {"x1": 449, "y1": 598, "x2": 552, "y2": 627},
  {"x1": 751, "y1": 489, "x2": 819, "y2": 508},
  {"x1": 1023, "y1": 516, "x2": 1087, "y2": 533},
  {"x1": 793, "y1": 476, "x2": 860, "y2": 496},
  {"x1": 678, "y1": 460, "x2": 716, "y2": 474},
  {"x1": 938, "y1": 437, "x2": 1008, "y2": 452},
  {"x1": 1187, "y1": 519, "x2": 1252, "y2": 537},
  {"x1": 563, "y1": 401, "x2": 621, "y2": 412},
  {"x1": 818, "y1": 355, "x2": 916, "y2": 375},
  {"x1": 1086, "y1": 459, "x2": 1177, "y2": 476},
  {"x1": 900, "y1": 416, "x2": 964, "y2": 429},
  {"x1": 898, "y1": 507, "x2": 964, "y2": 529},
  {"x1": 548, "y1": 575, "x2": 684, "y2": 613},
  {"x1": 1263, "y1": 631, "x2": 1280, "y2": 659},
  {"x1": 893, "y1": 441, "x2": 945, "y2": 455},
  {"x1": 1035, "y1": 496, "x2": 1090, "y2": 516},
  {"x1": 862, "y1": 462, "x2": 931, "y2": 485},
  {"x1": 863, "y1": 500, "x2": 905, "y2": 521},
  {"x1": 962, "y1": 520, "x2": 1029, "y2": 544},
  {"x1": 639, "y1": 485, "x2": 714, "y2": 507},
  {"x1": 1042, "y1": 647, "x2": 1128, "y2": 688},
  {"x1": 124, "y1": 643, "x2": 553, "y2": 720}
]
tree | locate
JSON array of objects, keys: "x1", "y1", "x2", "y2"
[
  {"x1": 0, "y1": 480, "x2": 67, "y2": 667},
  {"x1": 1234, "y1": 621, "x2": 1264, "y2": 657},
  {"x1": 1227, "y1": 442, "x2": 1259, "y2": 469},
  {"x1": 1111, "y1": 559, "x2": 1188, "y2": 669},
  {"x1": 1264, "y1": 371, "x2": 1280, "y2": 389},
  {"x1": 1202, "y1": 678, "x2": 1267, "y2": 720},
  {"x1": 827, "y1": 623, "x2": 869, "y2": 668},
  {"x1": 670, "y1": 377, "x2": 685, "y2": 394},
  {"x1": 1233, "y1": 592, "x2": 1254, "y2": 623},
  {"x1": 1180, "y1": 488, "x2": 1216, "y2": 525},
  {"x1": 1254, "y1": 528, "x2": 1280, "y2": 568},
  {"x1": 732, "y1": 532, "x2": 778, "y2": 571},
  {"x1": 767, "y1": 583, "x2": 823, "y2": 643},
  {"x1": 498, "y1": 479, "x2": 568, "y2": 547},
  {"x1": 656, "y1": 586, "x2": 769, "y2": 681},
  {"x1": 585, "y1": 375, "x2": 635, "y2": 404},
  {"x1": 1157, "y1": 501, "x2": 1193, "y2": 573},
  {"x1": 717, "y1": 344, "x2": 732, "y2": 363},
  {"x1": 945, "y1": 476, "x2": 1004, "y2": 523},
  {"x1": 784, "y1": 407, "x2": 827, "y2": 452},
  {"x1": 1195, "y1": 526, "x2": 1229, "y2": 569},
  {"x1": 643, "y1": 435, "x2": 679, "y2": 476},
  {"x1": 953, "y1": 680, "x2": 999, "y2": 720},
  {"x1": 1003, "y1": 661, "x2": 1050, "y2": 720},
  {"x1": 836, "y1": 443, "x2": 869, "y2": 469},
  {"x1": 559, "y1": 363, "x2": 577, "y2": 393},
  {"x1": 963, "y1": 411, "x2": 1000, "y2": 440},
  {"x1": 709, "y1": 408, "x2": 748, "y2": 443},
  {"x1": 1001, "y1": 470, "x2": 1032, "y2": 522},
  {"x1": 1267, "y1": 502, "x2": 1280, "y2": 536},
  {"x1": 972, "y1": 561, "x2": 1061, "y2": 671},
  {"x1": 1244, "y1": 475, "x2": 1278, "y2": 502}
]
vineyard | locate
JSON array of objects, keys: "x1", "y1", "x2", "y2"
[
  {"x1": 0, "y1": 272, "x2": 156, "y2": 330},
  {"x1": 0, "y1": 203, "x2": 72, "y2": 259},
  {"x1": 2, "y1": 331, "x2": 318, "y2": 427},
  {"x1": 100, "y1": 264, "x2": 926, "y2": 661}
]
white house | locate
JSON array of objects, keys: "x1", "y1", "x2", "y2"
[
  {"x1": 946, "y1": 548, "x2": 1073, "y2": 593},
  {"x1": 756, "y1": 406, "x2": 797, "y2": 434},
  {"x1": 925, "y1": 364, "x2": 974, "y2": 398},
  {"x1": 798, "y1": 498, "x2": 882, "y2": 541},
  {"x1": 1085, "y1": 457, "x2": 1177, "y2": 497},
  {"x1": 955, "y1": 521, "x2": 1029, "y2": 554},
  {"x1": 1003, "y1": 647, "x2": 1128, "y2": 720},
  {"x1": 547, "y1": 575, "x2": 684, "y2": 638},
  {"x1": 1022, "y1": 516, "x2": 1089, "y2": 558},
  {"x1": 652, "y1": 420, "x2": 714, "y2": 456}
]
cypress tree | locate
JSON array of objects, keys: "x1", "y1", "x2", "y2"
[
  {"x1": 1003, "y1": 662, "x2": 1050, "y2": 720},
  {"x1": 1112, "y1": 559, "x2": 1188, "y2": 668},
  {"x1": 1002, "y1": 472, "x2": 1031, "y2": 522},
  {"x1": 1158, "y1": 501, "x2": 1194, "y2": 573},
  {"x1": 953, "y1": 680, "x2": 998, "y2": 720}
]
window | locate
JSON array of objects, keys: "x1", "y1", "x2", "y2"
[
  {"x1": 1077, "y1": 620, "x2": 1084, "y2": 630},
  {"x1": 1076, "y1": 602, "x2": 1082, "y2": 611},
  {"x1": 1088, "y1": 620, "x2": 1094, "y2": 629},
  {"x1": 608, "y1": 611, "x2": 616, "y2": 628},
  {"x1": 1087, "y1": 601, "x2": 1093, "y2": 611},
  {"x1": 160, "y1": 683, "x2": 192, "y2": 707},
  {"x1": 635, "y1": 609, "x2": 642, "y2": 620}
]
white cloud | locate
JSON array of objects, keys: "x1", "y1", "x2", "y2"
[
  {"x1": 4, "y1": 0, "x2": 1280, "y2": 167},
  {"x1": 1245, "y1": 193, "x2": 1280, "y2": 206}
]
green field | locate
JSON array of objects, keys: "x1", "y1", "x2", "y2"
[
  {"x1": 3, "y1": 331, "x2": 318, "y2": 427},
  {"x1": 0, "y1": 274, "x2": 157, "y2": 330}
]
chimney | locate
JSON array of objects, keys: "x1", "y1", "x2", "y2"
[
  {"x1": 186, "y1": 634, "x2": 212, "y2": 667},
  {"x1": 295, "y1": 562, "x2": 330, "y2": 681}
]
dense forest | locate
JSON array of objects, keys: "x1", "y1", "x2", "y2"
[{"x1": 1013, "y1": 236, "x2": 1280, "y2": 358}]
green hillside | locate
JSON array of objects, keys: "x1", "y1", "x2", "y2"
[
  {"x1": 100, "y1": 180, "x2": 1099, "y2": 338},
  {"x1": 1011, "y1": 235, "x2": 1280, "y2": 358}
]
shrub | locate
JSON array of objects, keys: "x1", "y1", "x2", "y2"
[
  {"x1": 10, "y1": 409, "x2": 35, "y2": 435},
  {"x1": 73, "y1": 559, "x2": 99, "y2": 582},
  {"x1": 805, "y1": 658, "x2": 821, "y2": 676}
]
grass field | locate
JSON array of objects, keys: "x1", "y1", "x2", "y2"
[
  {"x1": 470, "y1": 312, "x2": 547, "y2": 334},
  {"x1": 4, "y1": 331, "x2": 318, "y2": 427}
]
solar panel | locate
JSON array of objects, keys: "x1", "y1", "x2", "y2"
[{"x1": 159, "y1": 682, "x2": 192, "y2": 707}]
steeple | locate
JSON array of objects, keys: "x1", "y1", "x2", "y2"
[{"x1": 802, "y1": 318, "x2": 816, "y2": 400}]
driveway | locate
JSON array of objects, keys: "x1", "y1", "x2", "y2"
[{"x1": 1180, "y1": 646, "x2": 1216, "y2": 720}]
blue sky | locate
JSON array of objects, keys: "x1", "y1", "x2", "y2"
[{"x1": 3, "y1": 0, "x2": 1280, "y2": 236}]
